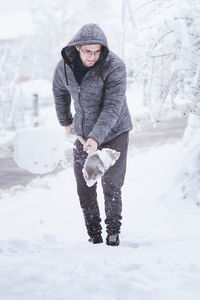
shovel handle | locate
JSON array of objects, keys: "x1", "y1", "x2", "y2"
[
  {"x1": 76, "y1": 135, "x2": 86, "y2": 145},
  {"x1": 76, "y1": 135, "x2": 94, "y2": 154}
]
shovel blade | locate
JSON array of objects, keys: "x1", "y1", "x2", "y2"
[{"x1": 82, "y1": 148, "x2": 120, "y2": 187}]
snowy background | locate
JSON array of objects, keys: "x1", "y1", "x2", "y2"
[{"x1": 0, "y1": 0, "x2": 200, "y2": 299}]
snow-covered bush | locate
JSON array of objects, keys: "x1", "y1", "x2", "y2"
[
  {"x1": 181, "y1": 113, "x2": 200, "y2": 205},
  {"x1": 122, "y1": 0, "x2": 200, "y2": 120}
]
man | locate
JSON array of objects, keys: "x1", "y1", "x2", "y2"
[{"x1": 52, "y1": 23, "x2": 133, "y2": 246}]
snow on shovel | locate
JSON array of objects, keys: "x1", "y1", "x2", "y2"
[{"x1": 77, "y1": 136, "x2": 120, "y2": 187}]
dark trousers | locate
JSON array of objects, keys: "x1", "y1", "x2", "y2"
[{"x1": 73, "y1": 132, "x2": 129, "y2": 238}]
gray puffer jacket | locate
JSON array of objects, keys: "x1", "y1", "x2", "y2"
[{"x1": 52, "y1": 23, "x2": 133, "y2": 145}]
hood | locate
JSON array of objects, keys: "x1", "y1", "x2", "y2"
[{"x1": 61, "y1": 23, "x2": 109, "y2": 67}]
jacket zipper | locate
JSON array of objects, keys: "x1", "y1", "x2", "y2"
[{"x1": 77, "y1": 85, "x2": 85, "y2": 137}]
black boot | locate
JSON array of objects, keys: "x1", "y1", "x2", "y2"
[
  {"x1": 106, "y1": 234, "x2": 120, "y2": 246},
  {"x1": 88, "y1": 235, "x2": 103, "y2": 244}
]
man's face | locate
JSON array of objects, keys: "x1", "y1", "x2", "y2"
[{"x1": 76, "y1": 44, "x2": 102, "y2": 67}]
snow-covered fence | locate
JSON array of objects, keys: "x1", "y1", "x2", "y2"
[{"x1": 0, "y1": 79, "x2": 52, "y2": 130}]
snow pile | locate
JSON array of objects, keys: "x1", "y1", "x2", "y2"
[
  {"x1": 83, "y1": 148, "x2": 120, "y2": 187},
  {"x1": 180, "y1": 113, "x2": 200, "y2": 205}
]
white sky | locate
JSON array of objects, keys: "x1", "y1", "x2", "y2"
[{"x1": 0, "y1": 0, "x2": 32, "y2": 13}]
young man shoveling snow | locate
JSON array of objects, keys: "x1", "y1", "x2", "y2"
[{"x1": 53, "y1": 23, "x2": 132, "y2": 246}]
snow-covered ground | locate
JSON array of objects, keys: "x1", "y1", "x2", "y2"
[{"x1": 0, "y1": 112, "x2": 200, "y2": 299}]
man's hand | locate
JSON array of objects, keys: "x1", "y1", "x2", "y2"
[
  {"x1": 83, "y1": 138, "x2": 98, "y2": 153},
  {"x1": 65, "y1": 124, "x2": 73, "y2": 135}
]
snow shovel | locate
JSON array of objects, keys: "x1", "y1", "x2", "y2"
[
  {"x1": 76, "y1": 135, "x2": 120, "y2": 187},
  {"x1": 13, "y1": 127, "x2": 120, "y2": 182},
  {"x1": 13, "y1": 127, "x2": 67, "y2": 174}
]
